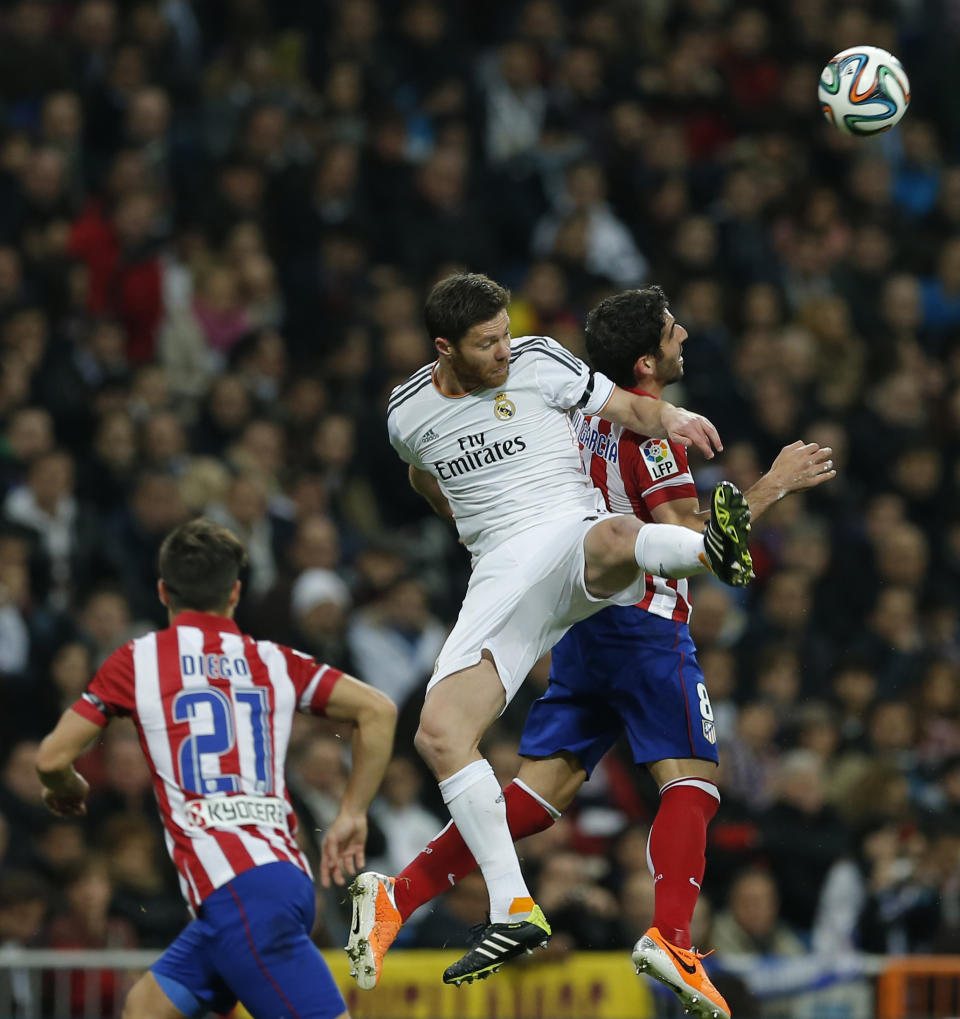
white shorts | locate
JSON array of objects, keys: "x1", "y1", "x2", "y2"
[{"x1": 427, "y1": 511, "x2": 648, "y2": 707}]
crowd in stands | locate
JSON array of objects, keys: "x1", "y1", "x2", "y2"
[{"x1": 4, "y1": 0, "x2": 960, "y2": 987}]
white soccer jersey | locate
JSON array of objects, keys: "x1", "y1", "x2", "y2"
[
  {"x1": 387, "y1": 336, "x2": 616, "y2": 558},
  {"x1": 72, "y1": 611, "x2": 342, "y2": 911}
]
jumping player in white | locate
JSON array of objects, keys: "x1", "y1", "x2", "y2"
[
  {"x1": 347, "y1": 286, "x2": 836, "y2": 1017},
  {"x1": 36, "y1": 518, "x2": 397, "y2": 1019},
  {"x1": 354, "y1": 273, "x2": 755, "y2": 987}
]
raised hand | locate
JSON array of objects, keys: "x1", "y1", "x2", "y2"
[{"x1": 766, "y1": 440, "x2": 836, "y2": 496}]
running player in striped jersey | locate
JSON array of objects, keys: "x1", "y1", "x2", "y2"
[
  {"x1": 36, "y1": 518, "x2": 397, "y2": 1019},
  {"x1": 348, "y1": 286, "x2": 835, "y2": 1018}
]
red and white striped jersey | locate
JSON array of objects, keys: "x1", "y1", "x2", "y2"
[
  {"x1": 71, "y1": 610, "x2": 343, "y2": 911},
  {"x1": 573, "y1": 391, "x2": 699, "y2": 623}
]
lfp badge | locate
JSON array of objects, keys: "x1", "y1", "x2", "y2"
[{"x1": 641, "y1": 439, "x2": 679, "y2": 478}]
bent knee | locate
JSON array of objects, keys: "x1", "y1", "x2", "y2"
[
  {"x1": 414, "y1": 718, "x2": 450, "y2": 772},
  {"x1": 586, "y1": 516, "x2": 641, "y2": 568}
]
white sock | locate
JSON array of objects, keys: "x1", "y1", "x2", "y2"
[
  {"x1": 439, "y1": 759, "x2": 532, "y2": 923},
  {"x1": 634, "y1": 523, "x2": 709, "y2": 579}
]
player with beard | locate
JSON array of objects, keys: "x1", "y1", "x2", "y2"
[
  {"x1": 349, "y1": 286, "x2": 835, "y2": 1017},
  {"x1": 350, "y1": 273, "x2": 757, "y2": 988}
]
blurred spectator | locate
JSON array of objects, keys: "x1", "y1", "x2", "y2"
[
  {"x1": 533, "y1": 159, "x2": 647, "y2": 288},
  {"x1": 47, "y1": 854, "x2": 137, "y2": 1016},
  {"x1": 86, "y1": 721, "x2": 156, "y2": 827},
  {"x1": 76, "y1": 587, "x2": 147, "y2": 667},
  {"x1": 106, "y1": 470, "x2": 187, "y2": 621},
  {"x1": 533, "y1": 850, "x2": 619, "y2": 950},
  {"x1": 719, "y1": 702, "x2": 780, "y2": 812},
  {"x1": 0, "y1": 869, "x2": 49, "y2": 949},
  {"x1": 368, "y1": 756, "x2": 443, "y2": 877},
  {"x1": 0, "y1": 741, "x2": 49, "y2": 853},
  {"x1": 289, "y1": 567, "x2": 354, "y2": 670},
  {"x1": 3, "y1": 448, "x2": 102, "y2": 610},
  {"x1": 250, "y1": 512, "x2": 340, "y2": 639},
  {"x1": 712, "y1": 868, "x2": 806, "y2": 957},
  {"x1": 812, "y1": 815, "x2": 905, "y2": 956},
  {"x1": 757, "y1": 749, "x2": 850, "y2": 933},
  {"x1": 346, "y1": 573, "x2": 446, "y2": 710},
  {"x1": 99, "y1": 814, "x2": 186, "y2": 946},
  {"x1": 206, "y1": 471, "x2": 283, "y2": 599}
]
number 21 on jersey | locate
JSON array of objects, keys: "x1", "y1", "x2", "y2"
[{"x1": 173, "y1": 687, "x2": 273, "y2": 795}]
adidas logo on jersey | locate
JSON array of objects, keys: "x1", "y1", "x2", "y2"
[{"x1": 420, "y1": 427, "x2": 440, "y2": 444}]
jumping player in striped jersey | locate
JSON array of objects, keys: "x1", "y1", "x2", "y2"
[
  {"x1": 36, "y1": 518, "x2": 397, "y2": 1019},
  {"x1": 347, "y1": 286, "x2": 835, "y2": 1018}
]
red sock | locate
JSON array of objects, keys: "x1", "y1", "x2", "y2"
[
  {"x1": 648, "y1": 778, "x2": 719, "y2": 950},
  {"x1": 393, "y1": 780, "x2": 557, "y2": 922}
]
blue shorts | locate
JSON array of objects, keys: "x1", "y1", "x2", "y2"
[
  {"x1": 519, "y1": 606, "x2": 719, "y2": 775},
  {"x1": 151, "y1": 861, "x2": 345, "y2": 1019}
]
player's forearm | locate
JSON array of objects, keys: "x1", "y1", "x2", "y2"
[
  {"x1": 36, "y1": 711, "x2": 99, "y2": 786},
  {"x1": 744, "y1": 472, "x2": 788, "y2": 521},
  {"x1": 624, "y1": 394, "x2": 669, "y2": 437},
  {"x1": 340, "y1": 694, "x2": 397, "y2": 814}
]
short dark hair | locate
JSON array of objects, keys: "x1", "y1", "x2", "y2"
[
  {"x1": 423, "y1": 273, "x2": 510, "y2": 345},
  {"x1": 584, "y1": 286, "x2": 669, "y2": 388},
  {"x1": 158, "y1": 518, "x2": 248, "y2": 613}
]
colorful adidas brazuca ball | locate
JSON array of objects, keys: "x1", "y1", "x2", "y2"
[{"x1": 818, "y1": 45, "x2": 911, "y2": 136}]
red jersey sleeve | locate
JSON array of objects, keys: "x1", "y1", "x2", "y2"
[
  {"x1": 71, "y1": 642, "x2": 137, "y2": 727},
  {"x1": 278, "y1": 645, "x2": 344, "y2": 716},
  {"x1": 625, "y1": 436, "x2": 698, "y2": 511}
]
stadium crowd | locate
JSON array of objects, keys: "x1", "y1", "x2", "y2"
[{"x1": 3, "y1": 0, "x2": 960, "y2": 989}]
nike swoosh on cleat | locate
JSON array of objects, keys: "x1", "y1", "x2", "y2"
[
  {"x1": 351, "y1": 910, "x2": 361, "y2": 935},
  {"x1": 664, "y1": 943, "x2": 698, "y2": 975}
]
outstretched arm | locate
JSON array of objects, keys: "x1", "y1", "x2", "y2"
[
  {"x1": 654, "y1": 441, "x2": 836, "y2": 531},
  {"x1": 743, "y1": 440, "x2": 835, "y2": 518},
  {"x1": 597, "y1": 387, "x2": 723, "y2": 460},
  {"x1": 318, "y1": 675, "x2": 398, "y2": 888},
  {"x1": 36, "y1": 710, "x2": 102, "y2": 816}
]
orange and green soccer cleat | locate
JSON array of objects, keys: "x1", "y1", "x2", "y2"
[
  {"x1": 632, "y1": 926, "x2": 731, "y2": 1019},
  {"x1": 345, "y1": 872, "x2": 403, "y2": 990}
]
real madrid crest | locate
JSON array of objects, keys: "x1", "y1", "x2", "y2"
[{"x1": 493, "y1": 392, "x2": 516, "y2": 420}]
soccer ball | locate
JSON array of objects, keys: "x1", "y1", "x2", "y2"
[{"x1": 818, "y1": 45, "x2": 911, "y2": 136}]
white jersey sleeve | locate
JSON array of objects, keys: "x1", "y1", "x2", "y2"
[
  {"x1": 522, "y1": 336, "x2": 615, "y2": 414},
  {"x1": 386, "y1": 364, "x2": 434, "y2": 467},
  {"x1": 388, "y1": 413, "x2": 419, "y2": 466}
]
